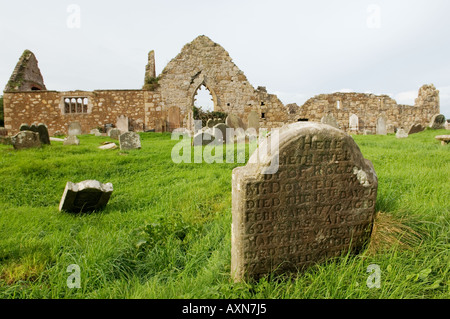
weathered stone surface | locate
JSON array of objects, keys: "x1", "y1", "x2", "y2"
[
  {"x1": 376, "y1": 117, "x2": 387, "y2": 135},
  {"x1": 320, "y1": 113, "x2": 339, "y2": 129},
  {"x1": 231, "y1": 122, "x2": 378, "y2": 281},
  {"x1": 429, "y1": 114, "x2": 446, "y2": 130},
  {"x1": 90, "y1": 128, "x2": 101, "y2": 136},
  {"x1": 11, "y1": 131, "x2": 41, "y2": 150},
  {"x1": 68, "y1": 122, "x2": 82, "y2": 136},
  {"x1": 64, "y1": 135, "x2": 80, "y2": 145},
  {"x1": 408, "y1": 123, "x2": 425, "y2": 135},
  {"x1": 50, "y1": 137, "x2": 65, "y2": 142},
  {"x1": 108, "y1": 128, "x2": 121, "y2": 140},
  {"x1": 445, "y1": 120, "x2": 450, "y2": 130},
  {"x1": 4, "y1": 50, "x2": 46, "y2": 92},
  {"x1": 396, "y1": 129, "x2": 408, "y2": 139},
  {"x1": 0, "y1": 136, "x2": 12, "y2": 145},
  {"x1": 212, "y1": 123, "x2": 230, "y2": 144},
  {"x1": 247, "y1": 111, "x2": 260, "y2": 132},
  {"x1": 193, "y1": 131, "x2": 215, "y2": 146},
  {"x1": 59, "y1": 180, "x2": 113, "y2": 213},
  {"x1": 226, "y1": 114, "x2": 245, "y2": 130},
  {"x1": 349, "y1": 114, "x2": 359, "y2": 132},
  {"x1": 98, "y1": 142, "x2": 118, "y2": 150},
  {"x1": 435, "y1": 135, "x2": 450, "y2": 145},
  {"x1": 116, "y1": 115, "x2": 129, "y2": 134},
  {"x1": 119, "y1": 132, "x2": 141, "y2": 150},
  {"x1": 20, "y1": 123, "x2": 50, "y2": 144}
]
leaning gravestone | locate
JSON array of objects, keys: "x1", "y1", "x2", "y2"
[
  {"x1": 119, "y1": 132, "x2": 141, "y2": 150},
  {"x1": 408, "y1": 123, "x2": 424, "y2": 135},
  {"x1": 212, "y1": 123, "x2": 230, "y2": 144},
  {"x1": 59, "y1": 180, "x2": 113, "y2": 213},
  {"x1": 11, "y1": 131, "x2": 41, "y2": 150},
  {"x1": 429, "y1": 114, "x2": 446, "y2": 130},
  {"x1": 193, "y1": 131, "x2": 215, "y2": 146},
  {"x1": 231, "y1": 122, "x2": 378, "y2": 282},
  {"x1": 108, "y1": 128, "x2": 121, "y2": 140},
  {"x1": 320, "y1": 114, "x2": 339, "y2": 129},
  {"x1": 68, "y1": 122, "x2": 82, "y2": 136}
]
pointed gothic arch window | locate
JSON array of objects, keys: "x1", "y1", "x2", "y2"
[{"x1": 194, "y1": 85, "x2": 214, "y2": 112}]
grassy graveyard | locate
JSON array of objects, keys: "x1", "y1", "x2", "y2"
[{"x1": 0, "y1": 129, "x2": 448, "y2": 299}]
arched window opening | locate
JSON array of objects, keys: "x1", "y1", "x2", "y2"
[{"x1": 194, "y1": 85, "x2": 214, "y2": 112}]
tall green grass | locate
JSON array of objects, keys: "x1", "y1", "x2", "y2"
[{"x1": 0, "y1": 130, "x2": 448, "y2": 299}]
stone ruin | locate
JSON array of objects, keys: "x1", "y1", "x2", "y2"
[
  {"x1": 231, "y1": 123, "x2": 378, "y2": 281},
  {"x1": 2, "y1": 36, "x2": 441, "y2": 137}
]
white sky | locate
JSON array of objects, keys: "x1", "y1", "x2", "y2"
[{"x1": 1, "y1": 0, "x2": 449, "y2": 117}]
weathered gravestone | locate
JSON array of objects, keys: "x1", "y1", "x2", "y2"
[
  {"x1": 349, "y1": 114, "x2": 359, "y2": 132},
  {"x1": 90, "y1": 129, "x2": 102, "y2": 137},
  {"x1": 212, "y1": 123, "x2": 230, "y2": 144},
  {"x1": 11, "y1": 131, "x2": 41, "y2": 150},
  {"x1": 119, "y1": 132, "x2": 141, "y2": 150},
  {"x1": 116, "y1": 115, "x2": 129, "y2": 134},
  {"x1": 247, "y1": 111, "x2": 260, "y2": 132},
  {"x1": 376, "y1": 117, "x2": 387, "y2": 135},
  {"x1": 429, "y1": 114, "x2": 446, "y2": 130},
  {"x1": 226, "y1": 114, "x2": 246, "y2": 130},
  {"x1": 320, "y1": 114, "x2": 339, "y2": 129},
  {"x1": 396, "y1": 129, "x2": 408, "y2": 139},
  {"x1": 193, "y1": 131, "x2": 215, "y2": 146},
  {"x1": 108, "y1": 128, "x2": 121, "y2": 140},
  {"x1": 231, "y1": 122, "x2": 378, "y2": 282},
  {"x1": 64, "y1": 135, "x2": 80, "y2": 145},
  {"x1": 68, "y1": 122, "x2": 82, "y2": 136},
  {"x1": 20, "y1": 123, "x2": 50, "y2": 145},
  {"x1": 408, "y1": 123, "x2": 425, "y2": 135},
  {"x1": 59, "y1": 180, "x2": 113, "y2": 213}
]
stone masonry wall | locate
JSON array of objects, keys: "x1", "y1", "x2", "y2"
[
  {"x1": 287, "y1": 84, "x2": 440, "y2": 134},
  {"x1": 3, "y1": 90, "x2": 159, "y2": 136},
  {"x1": 156, "y1": 35, "x2": 288, "y2": 131}
]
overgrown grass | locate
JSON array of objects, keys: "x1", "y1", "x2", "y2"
[{"x1": 0, "y1": 130, "x2": 448, "y2": 299}]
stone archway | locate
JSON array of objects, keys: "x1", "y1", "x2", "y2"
[{"x1": 186, "y1": 81, "x2": 218, "y2": 131}]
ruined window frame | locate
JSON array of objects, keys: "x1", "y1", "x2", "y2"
[{"x1": 63, "y1": 97, "x2": 89, "y2": 115}]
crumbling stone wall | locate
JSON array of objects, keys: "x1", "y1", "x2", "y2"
[
  {"x1": 3, "y1": 90, "x2": 152, "y2": 136},
  {"x1": 5, "y1": 50, "x2": 46, "y2": 92},
  {"x1": 154, "y1": 35, "x2": 288, "y2": 131},
  {"x1": 287, "y1": 84, "x2": 440, "y2": 133}
]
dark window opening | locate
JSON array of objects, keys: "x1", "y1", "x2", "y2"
[
  {"x1": 227, "y1": 103, "x2": 230, "y2": 106},
  {"x1": 261, "y1": 102, "x2": 265, "y2": 106},
  {"x1": 261, "y1": 113, "x2": 265, "y2": 119},
  {"x1": 298, "y1": 118, "x2": 309, "y2": 122},
  {"x1": 31, "y1": 87, "x2": 41, "y2": 91}
]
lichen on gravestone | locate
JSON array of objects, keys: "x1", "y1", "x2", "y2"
[{"x1": 231, "y1": 122, "x2": 378, "y2": 282}]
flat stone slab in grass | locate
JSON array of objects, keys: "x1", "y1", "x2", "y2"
[
  {"x1": 98, "y1": 142, "x2": 118, "y2": 150},
  {"x1": 435, "y1": 135, "x2": 450, "y2": 145},
  {"x1": 119, "y1": 132, "x2": 141, "y2": 150},
  {"x1": 59, "y1": 180, "x2": 113, "y2": 213},
  {"x1": 231, "y1": 122, "x2": 378, "y2": 282},
  {"x1": 50, "y1": 137, "x2": 65, "y2": 142},
  {"x1": 64, "y1": 135, "x2": 80, "y2": 145},
  {"x1": 11, "y1": 131, "x2": 41, "y2": 150}
]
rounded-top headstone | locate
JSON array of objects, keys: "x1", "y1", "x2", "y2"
[
  {"x1": 231, "y1": 122, "x2": 378, "y2": 282},
  {"x1": 108, "y1": 128, "x2": 121, "y2": 140},
  {"x1": 119, "y1": 132, "x2": 141, "y2": 150},
  {"x1": 226, "y1": 114, "x2": 246, "y2": 130},
  {"x1": 11, "y1": 131, "x2": 41, "y2": 150}
]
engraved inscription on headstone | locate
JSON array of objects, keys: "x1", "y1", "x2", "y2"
[{"x1": 231, "y1": 123, "x2": 378, "y2": 282}]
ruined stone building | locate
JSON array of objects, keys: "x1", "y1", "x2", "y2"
[{"x1": 2, "y1": 35, "x2": 440, "y2": 136}]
